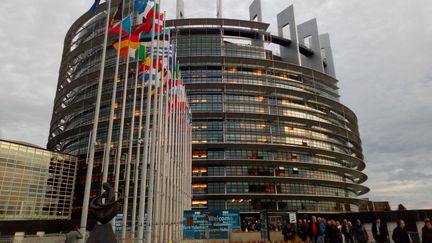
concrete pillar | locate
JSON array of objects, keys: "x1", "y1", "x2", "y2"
[
  {"x1": 297, "y1": 19, "x2": 324, "y2": 72},
  {"x1": 319, "y1": 33, "x2": 336, "y2": 78},
  {"x1": 277, "y1": 5, "x2": 301, "y2": 65}
]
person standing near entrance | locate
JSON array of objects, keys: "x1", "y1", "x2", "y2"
[{"x1": 372, "y1": 218, "x2": 389, "y2": 243}]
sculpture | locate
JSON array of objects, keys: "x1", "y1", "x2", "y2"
[{"x1": 86, "y1": 182, "x2": 122, "y2": 243}]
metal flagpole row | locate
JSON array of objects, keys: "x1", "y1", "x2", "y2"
[
  {"x1": 154, "y1": 16, "x2": 167, "y2": 242},
  {"x1": 160, "y1": 28, "x2": 172, "y2": 243},
  {"x1": 79, "y1": 1, "x2": 112, "y2": 242},
  {"x1": 145, "y1": 0, "x2": 163, "y2": 239},
  {"x1": 175, "y1": 82, "x2": 181, "y2": 241},
  {"x1": 80, "y1": 0, "x2": 192, "y2": 242},
  {"x1": 118, "y1": 1, "x2": 136, "y2": 241},
  {"x1": 137, "y1": 0, "x2": 159, "y2": 240},
  {"x1": 113, "y1": 0, "x2": 131, "y2": 233},
  {"x1": 102, "y1": 0, "x2": 126, "y2": 190},
  {"x1": 170, "y1": 37, "x2": 179, "y2": 243},
  {"x1": 166, "y1": 37, "x2": 176, "y2": 242},
  {"x1": 131, "y1": 35, "x2": 148, "y2": 240}
]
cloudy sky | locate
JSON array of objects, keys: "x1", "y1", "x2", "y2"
[{"x1": 1, "y1": 0, "x2": 431, "y2": 210}]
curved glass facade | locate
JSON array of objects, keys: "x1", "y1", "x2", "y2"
[
  {"x1": 168, "y1": 18, "x2": 368, "y2": 213},
  {"x1": 47, "y1": 2, "x2": 168, "y2": 218}
]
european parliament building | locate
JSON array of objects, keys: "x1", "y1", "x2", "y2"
[
  {"x1": 47, "y1": 0, "x2": 368, "y2": 219},
  {"x1": 171, "y1": 0, "x2": 368, "y2": 214}
]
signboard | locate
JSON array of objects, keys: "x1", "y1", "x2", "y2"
[
  {"x1": 115, "y1": 214, "x2": 123, "y2": 233},
  {"x1": 115, "y1": 214, "x2": 141, "y2": 233},
  {"x1": 183, "y1": 209, "x2": 240, "y2": 239},
  {"x1": 289, "y1": 212, "x2": 297, "y2": 223}
]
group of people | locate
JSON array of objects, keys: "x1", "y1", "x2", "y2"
[
  {"x1": 241, "y1": 219, "x2": 262, "y2": 232},
  {"x1": 280, "y1": 216, "x2": 432, "y2": 243}
]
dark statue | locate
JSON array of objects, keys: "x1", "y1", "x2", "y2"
[{"x1": 86, "y1": 182, "x2": 122, "y2": 243}]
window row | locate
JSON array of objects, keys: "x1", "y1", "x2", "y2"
[
  {"x1": 192, "y1": 149, "x2": 350, "y2": 167},
  {"x1": 192, "y1": 182, "x2": 355, "y2": 197},
  {"x1": 192, "y1": 199, "x2": 358, "y2": 212},
  {"x1": 193, "y1": 165, "x2": 346, "y2": 182}
]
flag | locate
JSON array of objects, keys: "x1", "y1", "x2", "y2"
[
  {"x1": 133, "y1": 5, "x2": 164, "y2": 35},
  {"x1": 108, "y1": 15, "x2": 131, "y2": 36},
  {"x1": 139, "y1": 29, "x2": 169, "y2": 42},
  {"x1": 113, "y1": 34, "x2": 139, "y2": 57},
  {"x1": 187, "y1": 108, "x2": 192, "y2": 125},
  {"x1": 136, "y1": 1, "x2": 154, "y2": 24},
  {"x1": 134, "y1": 45, "x2": 146, "y2": 61},
  {"x1": 113, "y1": 34, "x2": 139, "y2": 50},
  {"x1": 135, "y1": 0, "x2": 153, "y2": 14},
  {"x1": 118, "y1": 47, "x2": 136, "y2": 58},
  {"x1": 137, "y1": 56, "x2": 163, "y2": 74},
  {"x1": 89, "y1": 0, "x2": 101, "y2": 14},
  {"x1": 110, "y1": 0, "x2": 124, "y2": 26}
]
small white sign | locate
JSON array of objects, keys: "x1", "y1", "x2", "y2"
[{"x1": 289, "y1": 212, "x2": 297, "y2": 223}]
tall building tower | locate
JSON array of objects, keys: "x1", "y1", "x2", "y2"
[{"x1": 168, "y1": 0, "x2": 369, "y2": 215}]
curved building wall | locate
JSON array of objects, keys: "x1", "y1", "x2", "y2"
[
  {"x1": 48, "y1": 1, "x2": 369, "y2": 215},
  {"x1": 167, "y1": 18, "x2": 368, "y2": 213},
  {"x1": 47, "y1": 2, "x2": 149, "y2": 217}
]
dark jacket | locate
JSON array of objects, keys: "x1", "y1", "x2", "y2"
[
  {"x1": 282, "y1": 224, "x2": 296, "y2": 241},
  {"x1": 392, "y1": 226, "x2": 411, "y2": 243},
  {"x1": 422, "y1": 226, "x2": 432, "y2": 243},
  {"x1": 297, "y1": 223, "x2": 308, "y2": 241},
  {"x1": 352, "y1": 224, "x2": 368, "y2": 243},
  {"x1": 325, "y1": 225, "x2": 342, "y2": 243},
  {"x1": 372, "y1": 222, "x2": 389, "y2": 242},
  {"x1": 342, "y1": 224, "x2": 353, "y2": 240}
]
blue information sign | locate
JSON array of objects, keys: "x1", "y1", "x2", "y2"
[{"x1": 183, "y1": 209, "x2": 241, "y2": 240}]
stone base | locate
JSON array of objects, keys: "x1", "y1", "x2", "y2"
[{"x1": 86, "y1": 224, "x2": 117, "y2": 243}]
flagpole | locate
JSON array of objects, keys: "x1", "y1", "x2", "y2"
[
  {"x1": 145, "y1": 0, "x2": 163, "y2": 240},
  {"x1": 102, "y1": 0, "x2": 126, "y2": 191},
  {"x1": 174, "y1": 84, "x2": 180, "y2": 242},
  {"x1": 131, "y1": 40, "x2": 147, "y2": 240},
  {"x1": 167, "y1": 36, "x2": 178, "y2": 242},
  {"x1": 137, "y1": 1, "x2": 159, "y2": 241},
  {"x1": 154, "y1": 17, "x2": 168, "y2": 242},
  {"x1": 79, "y1": 0, "x2": 112, "y2": 242},
  {"x1": 109, "y1": 0, "x2": 127, "y2": 232},
  {"x1": 159, "y1": 26, "x2": 171, "y2": 243}
]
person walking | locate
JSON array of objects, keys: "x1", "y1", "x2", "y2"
[
  {"x1": 325, "y1": 220, "x2": 342, "y2": 243},
  {"x1": 352, "y1": 219, "x2": 368, "y2": 243},
  {"x1": 318, "y1": 218, "x2": 326, "y2": 243},
  {"x1": 372, "y1": 218, "x2": 389, "y2": 243},
  {"x1": 282, "y1": 222, "x2": 296, "y2": 243},
  {"x1": 422, "y1": 218, "x2": 432, "y2": 243},
  {"x1": 307, "y1": 216, "x2": 322, "y2": 243},
  {"x1": 392, "y1": 219, "x2": 412, "y2": 243},
  {"x1": 297, "y1": 219, "x2": 308, "y2": 242},
  {"x1": 342, "y1": 219, "x2": 354, "y2": 243}
]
